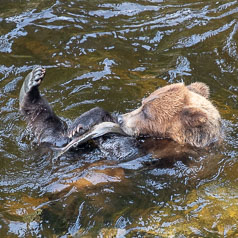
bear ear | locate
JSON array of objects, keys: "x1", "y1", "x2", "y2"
[
  {"x1": 187, "y1": 82, "x2": 210, "y2": 99},
  {"x1": 181, "y1": 107, "x2": 208, "y2": 128}
]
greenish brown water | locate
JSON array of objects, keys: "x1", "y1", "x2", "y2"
[{"x1": 0, "y1": 0, "x2": 238, "y2": 237}]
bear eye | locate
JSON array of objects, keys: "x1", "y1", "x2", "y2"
[{"x1": 142, "y1": 107, "x2": 149, "y2": 119}]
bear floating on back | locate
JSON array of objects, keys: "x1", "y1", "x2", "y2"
[{"x1": 118, "y1": 82, "x2": 222, "y2": 148}]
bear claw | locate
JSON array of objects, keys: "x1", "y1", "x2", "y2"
[
  {"x1": 24, "y1": 66, "x2": 46, "y2": 92},
  {"x1": 32, "y1": 66, "x2": 45, "y2": 84},
  {"x1": 68, "y1": 124, "x2": 87, "y2": 138},
  {"x1": 21, "y1": 66, "x2": 46, "y2": 96}
]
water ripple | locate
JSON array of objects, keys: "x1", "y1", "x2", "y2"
[{"x1": 0, "y1": 0, "x2": 238, "y2": 237}]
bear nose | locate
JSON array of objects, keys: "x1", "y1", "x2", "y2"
[{"x1": 118, "y1": 115, "x2": 124, "y2": 126}]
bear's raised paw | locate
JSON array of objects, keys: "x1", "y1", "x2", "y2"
[
  {"x1": 28, "y1": 66, "x2": 46, "y2": 88},
  {"x1": 19, "y1": 66, "x2": 47, "y2": 108}
]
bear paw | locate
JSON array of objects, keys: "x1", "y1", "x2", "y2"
[
  {"x1": 24, "y1": 66, "x2": 46, "y2": 94},
  {"x1": 68, "y1": 123, "x2": 88, "y2": 138},
  {"x1": 29, "y1": 66, "x2": 46, "y2": 88}
]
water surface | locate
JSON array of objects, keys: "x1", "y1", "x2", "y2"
[{"x1": 0, "y1": 0, "x2": 238, "y2": 237}]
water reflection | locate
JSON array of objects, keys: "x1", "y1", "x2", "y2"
[{"x1": 0, "y1": 0, "x2": 238, "y2": 237}]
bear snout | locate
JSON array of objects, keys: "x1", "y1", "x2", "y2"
[
  {"x1": 117, "y1": 115, "x2": 124, "y2": 127},
  {"x1": 117, "y1": 113, "x2": 138, "y2": 137}
]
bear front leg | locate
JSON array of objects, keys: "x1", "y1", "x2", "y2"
[{"x1": 68, "y1": 107, "x2": 115, "y2": 138}]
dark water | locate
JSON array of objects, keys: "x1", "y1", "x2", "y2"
[{"x1": 0, "y1": 0, "x2": 238, "y2": 237}]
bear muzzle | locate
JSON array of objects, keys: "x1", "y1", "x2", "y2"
[
  {"x1": 117, "y1": 115, "x2": 124, "y2": 127},
  {"x1": 117, "y1": 114, "x2": 138, "y2": 137}
]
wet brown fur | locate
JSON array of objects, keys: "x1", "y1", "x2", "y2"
[{"x1": 120, "y1": 82, "x2": 222, "y2": 148}]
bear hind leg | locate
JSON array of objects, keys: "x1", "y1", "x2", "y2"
[{"x1": 19, "y1": 66, "x2": 46, "y2": 109}]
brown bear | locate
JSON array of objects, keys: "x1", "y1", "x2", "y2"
[
  {"x1": 19, "y1": 66, "x2": 222, "y2": 154},
  {"x1": 118, "y1": 82, "x2": 222, "y2": 148}
]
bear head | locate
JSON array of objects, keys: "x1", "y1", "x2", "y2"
[{"x1": 118, "y1": 82, "x2": 221, "y2": 148}]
